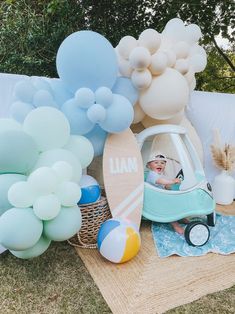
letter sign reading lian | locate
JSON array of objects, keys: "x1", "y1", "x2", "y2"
[{"x1": 109, "y1": 157, "x2": 138, "y2": 174}]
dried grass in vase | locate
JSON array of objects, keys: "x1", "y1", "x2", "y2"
[{"x1": 210, "y1": 129, "x2": 235, "y2": 173}]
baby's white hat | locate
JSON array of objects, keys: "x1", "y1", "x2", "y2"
[{"x1": 147, "y1": 152, "x2": 167, "y2": 163}]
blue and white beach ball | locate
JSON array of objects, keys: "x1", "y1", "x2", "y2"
[
  {"x1": 78, "y1": 175, "x2": 101, "y2": 205},
  {"x1": 97, "y1": 218, "x2": 141, "y2": 263}
]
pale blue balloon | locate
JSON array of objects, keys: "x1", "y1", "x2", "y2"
[
  {"x1": 112, "y1": 77, "x2": 139, "y2": 106},
  {"x1": 75, "y1": 88, "x2": 95, "y2": 109},
  {"x1": 100, "y1": 94, "x2": 134, "y2": 133},
  {"x1": 33, "y1": 90, "x2": 58, "y2": 108},
  {"x1": 56, "y1": 30, "x2": 118, "y2": 92},
  {"x1": 10, "y1": 236, "x2": 51, "y2": 259},
  {"x1": 10, "y1": 101, "x2": 34, "y2": 123},
  {"x1": 87, "y1": 104, "x2": 106, "y2": 123},
  {"x1": 44, "y1": 206, "x2": 82, "y2": 241},
  {"x1": 61, "y1": 99, "x2": 94, "y2": 134},
  {"x1": 0, "y1": 130, "x2": 39, "y2": 174},
  {"x1": 32, "y1": 77, "x2": 53, "y2": 93},
  {"x1": 85, "y1": 125, "x2": 108, "y2": 157},
  {"x1": 95, "y1": 87, "x2": 113, "y2": 108},
  {"x1": 0, "y1": 174, "x2": 27, "y2": 215},
  {"x1": 13, "y1": 80, "x2": 36, "y2": 103},
  {"x1": 48, "y1": 79, "x2": 73, "y2": 107},
  {"x1": 0, "y1": 207, "x2": 43, "y2": 251}
]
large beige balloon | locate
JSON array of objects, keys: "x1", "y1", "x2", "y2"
[
  {"x1": 132, "y1": 102, "x2": 146, "y2": 124},
  {"x1": 139, "y1": 68, "x2": 189, "y2": 119},
  {"x1": 141, "y1": 109, "x2": 184, "y2": 128}
]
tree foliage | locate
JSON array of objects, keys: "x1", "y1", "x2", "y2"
[{"x1": 0, "y1": 0, "x2": 234, "y2": 92}]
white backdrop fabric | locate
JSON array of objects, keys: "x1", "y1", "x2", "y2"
[
  {"x1": 0, "y1": 73, "x2": 234, "y2": 196},
  {"x1": 187, "y1": 90, "x2": 235, "y2": 197}
]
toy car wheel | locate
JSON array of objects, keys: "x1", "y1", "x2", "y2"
[{"x1": 185, "y1": 221, "x2": 210, "y2": 247}]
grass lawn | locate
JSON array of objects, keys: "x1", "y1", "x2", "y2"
[{"x1": 1, "y1": 242, "x2": 235, "y2": 313}]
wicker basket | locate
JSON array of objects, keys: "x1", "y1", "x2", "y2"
[{"x1": 68, "y1": 195, "x2": 112, "y2": 249}]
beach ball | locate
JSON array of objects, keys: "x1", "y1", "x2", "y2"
[
  {"x1": 78, "y1": 175, "x2": 101, "y2": 205},
  {"x1": 97, "y1": 218, "x2": 141, "y2": 263}
]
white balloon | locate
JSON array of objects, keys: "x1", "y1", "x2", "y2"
[
  {"x1": 56, "y1": 181, "x2": 81, "y2": 207},
  {"x1": 117, "y1": 36, "x2": 138, "y2": 60},
  {"x1": 173, "y1": 41, "x2": 190, "y2": 59},
  {"x1": 33, "y1": 194, "x2": 61, "y2": 220},
  {"x1": 149, "y1": 52, "x2": 168, "y2": 75},
  {"x1": 131, "y1": 69, "x2": 152, "y2": 90},
  {"x1": 142, "y1": 109, "x2": 184, "y2": 128},
  {"x1": 129, "y1": 47, "x2": 151, "y2": 70},
  {"x1": 23, "y1": 107, "x2": 70, "y2": 152},
  {"x1": 132, "y1": 102, "x2": 146, "y2": 124},
  {"x1": 189, "y1": 54, "x2": 207, "y2": 72},
  {"x1": 52, "y1": 161, "x2": 73, "y2": 183},
  {"x1": 138, "y1": 29, "x2": 161, "y2": 54},
  {"x1": 28, "y1": 167, "x2": 58, "y2": 196},
  {"x1": 185, "y1": 24, "x2": 202, "y2": 43},
  {"x1": 63, "y1": 135, "x2": 94, "y2": 169},
  {"x1": 163, "y1": 50, "x2": 176, "y2": 67},
  {"x1": 139, "y1": 68, "x2": 189, "y2": 119},
  {"x1": 174, "y1": 58, "x2": 189, "y2": 75},
  {"x1": 8, "y1": 181, "x2": 36, "y2": 208},
  {"x1": 117, "y1": 55, "x2": 133, "y2": 77}
]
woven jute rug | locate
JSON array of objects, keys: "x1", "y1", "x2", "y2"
[{"x1": 76, "y1": 203, "x2": 235, "y2": 314}]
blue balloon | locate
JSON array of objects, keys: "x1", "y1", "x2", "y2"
[
  {"x1": 61, "y1": 99, "x2": 94, "y2": 134},
  {"x1": 48, "y1": 79, "x2": 73, "y2": 107},
  {"x1": 75, "y1": 88, "x2": 95, "y2": 109},
  {"x1": 100, "y1": 94, "x2": 134, "y2": 133},
  {"x1": 56, "y1": 30, "x2": 118, "y2": 92},
  {"x1": 85, "y1": 125, "x2": 108, "y2": 157},
  {"x1": 112, "y1": 77, "x2": 139, "y2": 106},
  {"x1": 33, "y1": 90, "x2": 58, "y2": 108},
  {"x1": 13, "y1": 80, "x2": 36, "y2": 103},
  {"x1": 31, "y1": 77, "x2": 53, "y2": 93},
  {"x1": 10, "y1": 101, "x2": 34, "y2": 123}
]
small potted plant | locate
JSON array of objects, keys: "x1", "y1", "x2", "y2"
[{"x1": 211, "y1": 129, "x2": 235, "y2": 205}]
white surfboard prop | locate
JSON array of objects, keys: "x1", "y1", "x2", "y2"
[{"x1": 103, "y1": 128, "x2": 144, "y2": 228}]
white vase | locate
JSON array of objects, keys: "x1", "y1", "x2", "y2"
[{"x1": 213, "y1": 170, "x2": 235, "y2": 205}]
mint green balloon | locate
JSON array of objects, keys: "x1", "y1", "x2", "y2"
[
  {"x1": 63, "y1": 135, "x2": 94, "y2": 169},
  {"x1": 0, "y1": 174, "x2": 27, "y2": 215},
  {"x1": 0, "y1": 208, "x2": 43, "y2": 250},
  {"x1": 10, "y1": 236, "x2": 51, "y2": 259},
  {"x1": 0, "y1": 130, "x2": 39, "y2": 174},
  {"x1": 44, "y1": 206, "x2": 82, "y2": 241},
  {"x1": 0, "y1": 119, "x2": 22, "y2": 134}
]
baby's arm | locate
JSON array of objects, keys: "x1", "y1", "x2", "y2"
[{"x1": 156, "y1": 177, "x2": 181, "y2": 185}]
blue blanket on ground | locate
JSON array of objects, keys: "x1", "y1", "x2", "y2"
[{"x1": 152, "y1": 214, "x2": 235, "y2": 258}]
